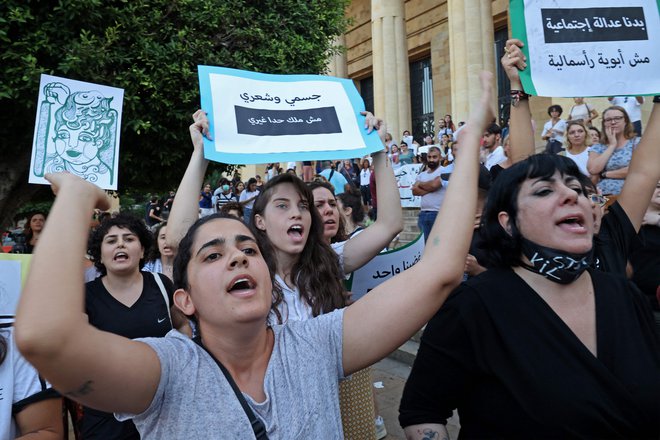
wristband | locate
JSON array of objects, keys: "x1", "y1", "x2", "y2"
[
  {"x1": 510, "y1": 90, "x2": 529, "y2": 107},
  {"x1": 653, "y1": 95, "x2": 660, "y2": 103},
  {"x1": 601, "y1": 171, "x2": 607, "y2": 179}
]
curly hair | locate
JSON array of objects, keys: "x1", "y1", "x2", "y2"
[
  {"x1": 87, "y1": 213, "x2": 152, "y2": 275},
  {"x1": 172, "y1": 213, "x2": 283, "y2": 324},
  {"x1": 251, "y1": 174, "x2": 346, "y2": 318},
  {"x1": 480, "y1": 154, "x2": 586, "y2": 268}
]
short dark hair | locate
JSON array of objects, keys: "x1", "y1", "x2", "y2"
[
  {"x1": 337, "y1": 187, "x2": 365, "y2": 227},
  {"x1": 547, "y1": 104, "x2": 563, "y2": 116},
  {"x1": 88, "y1": 213, "x2": 152, "y2": 275},
  {"x1": 480, "y1": 154, "x2": 586, "y2": 268},
  {"x1": 485, "y1": 123, "x2": 502, "y2": 136},
  {"x1": 220, "y1": 201, "x2": 244, "y2": 218}
]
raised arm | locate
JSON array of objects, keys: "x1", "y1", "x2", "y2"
[
  {"x1": 15, "y1": 173, "x2": 160, "y2": 414},
  {"x1": 166, "y1": 110, "x2": 211, "y2": 253},
  {"x1": 618, "y1": 98, "x2": 660, "y2": 231},
  {"x1": 342, "y1": 72, "x2": 494, "y2": 375},
  {"x1": 502, "y1": 39, "x2": 535, "y2": 163},
  {"x1": 342, "y1": 113, "x2": 404, "y2": 273}
]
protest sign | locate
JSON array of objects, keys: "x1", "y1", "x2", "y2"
[
  {"x1": 0, "y1": 254, "x2": 31, "y2": 316},
  {"x1": 511, "y1": 0, "x2": 660, "y2": 97},
  {"x1": 396, "y1": 164, "x2": 423, "y2": 208},
  {"x1": 29, "y1": 74, "x2": 124, "y2": 190},
  {"x1": 346, "y1": 233, "x2": 424, "y2": 302},
  {"x1": 197, "y1": 66, "x2": 384, "y2": 164}
]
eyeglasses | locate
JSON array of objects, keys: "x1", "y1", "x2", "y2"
[
  {"x1": 603, "y1": 116, "x2": 625, "y2": 124},
  {"x1": 589, "y1": 194, "x2": 609, "y2": 207}
]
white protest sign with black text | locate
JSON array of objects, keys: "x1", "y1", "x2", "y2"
[
  {"x1": 198, "y1": 66, "x2": 384, "y2": 164},
  {"x1": 346, "y1": 233, "x2": 425, "y2": 302},
  {"x1": 511, "y1": 0, "x2": 660, "y2": 96}
]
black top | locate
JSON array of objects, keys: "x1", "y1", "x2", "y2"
[
  {"x1": 81, "y1": 272, "x2": 174, "y2": 439},
  {"x1": 630, "y1": 224, "x2": 660, "y2": 309},
  {"x1": 593, "y1": 201, "x2": 640, "y2": 276},
  {"x1": 399, "y1": 268, "x2": 660, "y2": 439}
]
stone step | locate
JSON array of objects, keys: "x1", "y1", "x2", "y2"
[{"x1": 389, "y1": 339, "x2": 419, "y2": 366}]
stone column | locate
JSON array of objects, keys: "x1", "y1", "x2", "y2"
[
  {"x1": 327, "y1": 34, "x2": 348, "y2": 78},
  {"x1": 371, "y1": 0, "x2": 411, "y2": 138},
  {"x1": 447, "y1": 0, "x2": 495, "y2": 121}
]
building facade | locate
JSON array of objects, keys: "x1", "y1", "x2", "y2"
[{"x1": 330, "y1": 0, "x2": 652, "y2": 149}]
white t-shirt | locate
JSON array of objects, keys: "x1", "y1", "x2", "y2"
[
  {"x1": 415, "y1": 167, "x2": 445, "y2": 212},
  {"x1": 609, "y1": 96, "x2": 643, "y2": 122},
  {"x1": 271, "y1": 241, "x2": 346, "y2": 324},
  {"x1": 239, "y1": 189, "x2": 260, "y2": 209},
  {"x1": 0, "y1": 324, "x2": 55, "y2": 439},
  {"x1": 118, "y1": 311, "x2": 346, "y2": 439},
  {"x1": 485, "y1": 145, "x2": 507, "y2": 170},
  {"x1": 359, "y1": 169, "x2": 371, "y2": 186},
  {"x1": 542, "y1": 119, "x2": 567, "y2": 145},
  {"x1": 569, "y1": 103, "x2": 593, "y2": 123},
  {"x1": 564, "y1": 149, "x2": 590, "y2": 176}
]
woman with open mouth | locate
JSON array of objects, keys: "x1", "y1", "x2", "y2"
[
  {"x1": 15, "y1": 72, "x2": 493, "y2": 439},
  {"x1": 398, "y1": 39, "x2": 660, "y2": 440},
  {"x1": 64, "y1": 213, "x2": 187, "y2": 440}
]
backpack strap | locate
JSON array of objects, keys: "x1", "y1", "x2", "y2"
[
  {"x1": 152, "y1": 272, "x2": 171, "y2": 324},
  {"x1": 193, "y1": 336, "x2": 269, "y2": 439}
]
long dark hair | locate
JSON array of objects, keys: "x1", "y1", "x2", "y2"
[
  {"x1": 172, "y1": 213, "x2": 283, "y2": 324},
  {"x1": 23, "y1": 211, "x2": 47, "y2": 243},
  {"x1": 251, "y1": 174, "x2": 346, "y2": 317},
  {"x1": 147, "y1": 222, "x2": 167, "y2": 262},
  {"x1": 337, "y1": 187, "x2": 365, "y2": 229}
]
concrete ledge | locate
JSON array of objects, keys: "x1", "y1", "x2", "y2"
[{"x1": 389, "y1": 339, "x2": 419, "y2": 366}]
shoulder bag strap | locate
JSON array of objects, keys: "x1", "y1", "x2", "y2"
[
  {"x1": 152, "y1": 272, "x2": 172, "y2": 324},
  {"x1": 328, "y1": 169, "x2": 335, "y2": 181},
  {"x1": 193, "y1": 337, "x2": 269, "y2": 439}
]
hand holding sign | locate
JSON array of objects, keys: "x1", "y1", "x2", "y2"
[{"x1": 502, "y1": 39, "x2": 527, "y2": 89}]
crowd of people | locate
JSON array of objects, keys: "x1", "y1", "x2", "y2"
[{"x1": 2, "y1": 39, "x2": 659, "y2": 440}]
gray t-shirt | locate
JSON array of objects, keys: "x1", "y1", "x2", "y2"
[{"x1": 117, "y1": 309, "x2": 345, "y2": 439}]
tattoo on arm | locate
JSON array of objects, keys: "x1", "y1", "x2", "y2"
[
  {"x1": 65, "y1": 380, "x2": 94, "y2": 398},
  {"x1": 416, "y1": 428, "x2": 444, "y2": 440},
  {"x1": 433, "y1": 237, "x2": 440, "y2": 247}
]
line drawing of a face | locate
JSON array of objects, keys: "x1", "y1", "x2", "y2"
[{"x1": 54, "y1": 125, "x2": 103, "y2": 165}]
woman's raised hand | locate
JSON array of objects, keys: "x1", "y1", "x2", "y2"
[
  {"x1": 501, "y1": 39, "x2": 527, "y2": 88},
  {"x1": 45, "y1": 172, "x2": 110, "y2": 211},
  {"x1": 189, "y1": 109, "x2": 212, "y2": 151}
]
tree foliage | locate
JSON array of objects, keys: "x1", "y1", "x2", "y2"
[{"x1": 0, "y1": 0, "x2": 348, "y2": 227}]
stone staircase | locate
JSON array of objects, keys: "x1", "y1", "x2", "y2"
[{"x1": 390, "y1": 207, "x2": 421, "y2": 248}]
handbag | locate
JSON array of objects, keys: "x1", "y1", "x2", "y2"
[{"x1": 193, "y1": 336, "x2": 269, "y2": 439}]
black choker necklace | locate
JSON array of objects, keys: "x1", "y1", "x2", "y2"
[{"x1": 520, "y1": 238, "x2": 593, "y2": 284}]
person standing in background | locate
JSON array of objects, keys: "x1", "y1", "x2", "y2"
[{"x1": 609, "y1": 96, "x2": 644, "y2": 136}]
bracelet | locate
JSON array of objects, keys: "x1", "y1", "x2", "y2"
[
  {"x1": 601, "y1": 171, "x2": 607, "y2": 179},
  {"x1": 510, "y1": 90, "x2": 529, "y2": 107},
  {"x1": 653, "y1": 95, "x2": 660, "y2": 103}
]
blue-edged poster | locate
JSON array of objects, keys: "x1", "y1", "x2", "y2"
[
  {"x1": 511, "y1": 0, "x2": 660, "y2": 97},
  {"x1": 198, "y1": 66, "x2": 385, "y2": 164}
]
